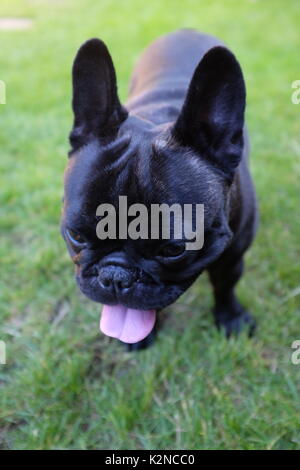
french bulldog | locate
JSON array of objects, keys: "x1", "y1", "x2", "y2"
[{"x1": 61, "y1": 29, "x2": 258, "y2": 350}]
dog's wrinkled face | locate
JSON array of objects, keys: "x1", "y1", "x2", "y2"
[{"x1": 61, "y1": 39, "x2": 245, "y2": 343}]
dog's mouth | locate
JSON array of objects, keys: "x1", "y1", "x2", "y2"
[{"x1": 100, "y1": 304, "x2": 156, "y2": 344}]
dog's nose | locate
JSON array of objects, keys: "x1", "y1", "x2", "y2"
[{"x1": 98, "y1": 265, "x2": 136, "y2": 292}]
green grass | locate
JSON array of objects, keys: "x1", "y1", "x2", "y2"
[{"x1": 1, "y1": 0, "x2": 300, "y2": 450}]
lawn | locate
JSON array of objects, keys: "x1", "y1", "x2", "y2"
[{"x1": 0, "y1": 0, "x2": 300, "y2": 450}]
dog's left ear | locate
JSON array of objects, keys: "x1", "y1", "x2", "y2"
[
  {"x1": 173, "y1": 46, "x2": 246, "y2": 177},
  {"x1": 70, "y1": 38, "x2": 127, "y2": 148}
]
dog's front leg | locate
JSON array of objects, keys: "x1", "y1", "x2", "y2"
[{"x1": 208, "y1": 255, "x2": 256, "y2": 338}]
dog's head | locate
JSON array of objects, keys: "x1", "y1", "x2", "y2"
[{"x1": 61, "y1": 38, "x2": 246, "y2": 343}]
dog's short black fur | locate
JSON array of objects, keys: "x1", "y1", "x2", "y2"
[{"x1": 61, "y1": 29, "x2": 258, "y2": 350}]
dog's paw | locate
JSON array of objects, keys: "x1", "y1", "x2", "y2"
[
  {"x1": 120, "y1": 329, "x2": 157, "y2": 352},
  {"x1": 214, "y1": 309, "x2": 256, "y2": 338}
]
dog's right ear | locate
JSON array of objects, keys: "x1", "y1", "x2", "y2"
[
  {"x1": 70, "y1": 38, "x2": 127, "y2": 149},
  {"x1": 172, "y1": 47, "x2": 246, "y2": 179}
]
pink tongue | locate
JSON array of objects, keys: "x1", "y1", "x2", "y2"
[{"x1": 100, "y1": 304, "x2": 156, "y2": 344}]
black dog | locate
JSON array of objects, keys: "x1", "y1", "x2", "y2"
[{"x1": 61, "y1": 29, "x2": 257, "y2": 350}]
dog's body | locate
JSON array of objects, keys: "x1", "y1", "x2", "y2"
[
  {"x1": 62, "y1": 29, "x2": 257, "y2": 350},
  {"x1": 128, "y1": 30, "x2": 223, "y2": 122}
]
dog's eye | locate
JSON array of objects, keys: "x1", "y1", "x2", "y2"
[
  {"x1": 66, "y1": 229, "x2": 86, "y2": 248},
  {"x1": 157, "y1": 243, "x2": 185, "y2": 258}
]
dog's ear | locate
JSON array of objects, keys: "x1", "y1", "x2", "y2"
[
  {"x1": 70, "y1": 38, "x2": 127, "y2": 148},
  {"x1": 173, "y1": 46, "x2": 246, "y2": 177}
]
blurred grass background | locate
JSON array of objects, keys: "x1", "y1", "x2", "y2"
[{"x1": 0, "y1": 0, "x2": 300, "y2": 450}]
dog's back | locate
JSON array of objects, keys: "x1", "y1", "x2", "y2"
[{"x1": 127, "y1": 29, "x2": 224, "y2": 122}]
